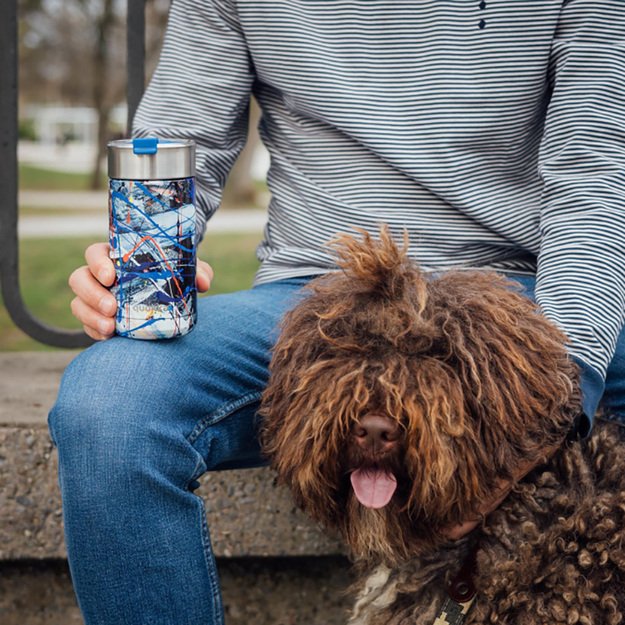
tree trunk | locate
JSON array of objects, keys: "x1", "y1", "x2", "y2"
[{"x1": 90, "y1": 0, "x2": 116, "y2": 190}]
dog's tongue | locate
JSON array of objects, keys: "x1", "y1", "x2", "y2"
[{"x1": 350, "y1": 468, "x2": 397, "y2": 509}]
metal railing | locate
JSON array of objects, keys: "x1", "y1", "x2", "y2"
[{"x1": 0, "y1": 0, "x2": 146, "y2": 348}]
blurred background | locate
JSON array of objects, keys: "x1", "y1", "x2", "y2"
[{"x1": 5, "y1": 0, "x2": 268, "y2": 350}]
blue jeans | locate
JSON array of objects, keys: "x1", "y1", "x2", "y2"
[{"x1": 48, "y1": 273, "x2": 625, "y2": 625}]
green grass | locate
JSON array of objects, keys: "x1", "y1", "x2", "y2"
[
  {"x1": 19, "y1": 163, "x2": 106, "y2": 191},
  {"x1": 0, "y1": 232, "x2": 262, "y2": 351},
  {"x1": 18, "y1": 163, "x2": 269, "y2": 207},
  {"x1": 19, "y1": 206, "x2": 97, "y2": 217}
]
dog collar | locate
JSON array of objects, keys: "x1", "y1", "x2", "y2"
[
  {"x1": 432, "y1": 545, "x2": 477, "y2": 625},
  {"x1": 432, "y1": 594, "x2": 475, "y2": 625}
]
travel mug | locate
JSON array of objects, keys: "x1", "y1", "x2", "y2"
[{"x1": 107, "y1": 137, "x2": 197, "y2": 339}]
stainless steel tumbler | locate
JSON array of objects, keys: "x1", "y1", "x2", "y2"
[{"x1": 107, "y1": 137, "x2": 197, "y2": 339}]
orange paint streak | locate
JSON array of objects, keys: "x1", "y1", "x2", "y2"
[{"x1": 122, "y1": 235, "x2": 190, "y2": 314}]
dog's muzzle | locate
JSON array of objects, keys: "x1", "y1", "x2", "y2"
[{"x1": 349, "y1": 415, "x2": 400, "y2": 509}]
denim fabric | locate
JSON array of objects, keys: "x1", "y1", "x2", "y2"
[
  {"x1": 48, "y1": 276, "x2": 314, "y2": 625},
  {"x1": 508, "y1": 274, "x2": 625, "y2": 425},
  {"x1": 48, "y1": 273, "x2": 625, "y2": 625}
]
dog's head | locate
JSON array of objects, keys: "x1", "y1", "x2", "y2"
[{"x1": 260, "y1": 225, "x2": 580, "y2": 564}]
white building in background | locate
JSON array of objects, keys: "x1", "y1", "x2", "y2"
[
  {"x1": 23, "y1": 104, "x2": 128, "y2": 145},
  {"x1": 19, "y1": 103, "x2": 270, "y2": 178},
  {"x1": 18, "y1": 104, "x2": 127, "y2": 173}
]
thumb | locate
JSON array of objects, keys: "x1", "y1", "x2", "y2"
[{"x1": 196, "y1": 260, "x2": 213, "y2": 292}]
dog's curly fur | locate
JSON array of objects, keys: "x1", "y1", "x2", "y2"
[
  {"x1": 259, "y1": 225, "x2": 625, "y2": 624},
  {"x1": 346, "y1": 422, "x2": 625, "y2": 625}
]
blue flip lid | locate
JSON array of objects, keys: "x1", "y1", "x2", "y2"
[{"x1": 132, "y1": 137, "x2": 159, "y2": 155}]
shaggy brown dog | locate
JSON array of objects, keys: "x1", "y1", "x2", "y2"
[{"x1": 259, "y1": 226, "x2": 625, "y2": 625}]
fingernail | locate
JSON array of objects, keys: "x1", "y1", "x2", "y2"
[
  {"x1": 98, "y1": 319, "x2": 112, "y2": 335},
  {"x1": 100, "y1": 296, "x2": 116, "y2": 315}
]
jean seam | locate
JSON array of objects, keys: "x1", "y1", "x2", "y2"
[
  {"x1": 187, "y1": 452, "x2": 208, "y2": 486},
  {"x1": 186, "y1": 390, "x2": 263, "y2": 446},
  {"x1": 197, "y1": 496, "x2": 225, "y2": 625},
  {"x1": 47, "y1": 411, "x2": 58, "y2": 448}
]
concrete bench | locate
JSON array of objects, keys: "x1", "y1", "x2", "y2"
[{"x1": 0, "y1": 352, "x2": 350, "y2": 625}]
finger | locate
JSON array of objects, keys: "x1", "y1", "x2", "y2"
[
  {"x1": 83, "y1": 324, "x2": 112, "y2": 342},
  {"x1": 85, "y1": 242, "x2": 116, "y2": 287},
  {"x1": 199, "y1": 260, "x2": 214, "y2": 282},
  {"x1": 70, "y1": 297, "x2": 116, "y2": 338},
  {"x1": 68, "y1": 266, "x2": 117, "y2": 316},
  {"x1": 196, "y1": 260, "x2": 213, "y2": 292}
]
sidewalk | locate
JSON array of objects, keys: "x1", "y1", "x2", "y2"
[
  {"x1": 18, "y1": 190, "x2": 266, "y2": 237},
  {"x1": 19, "y1": 190, "x2": 105, "y2": 210},
  {"x1": 18, "y1": 210, "x2": 266, "y2": 238}
]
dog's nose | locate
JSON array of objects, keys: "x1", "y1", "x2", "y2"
[{"x1": 352, "y1": 414, "x2": 400, "y2": 455}]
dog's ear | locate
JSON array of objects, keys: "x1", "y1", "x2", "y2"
[{"x1": 427, "y1": 271, "x2": 581, "y2": 474}]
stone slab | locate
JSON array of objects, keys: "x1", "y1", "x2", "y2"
[
  {"x1": 0, "y1": 352, "x2": 345, "y2": 559},
  {"x1": 0, "y1": 352, "x2": 78, "y2": 426},
  {"x1": 0, "y1": 557, "x2": 353, "y2": 625}
]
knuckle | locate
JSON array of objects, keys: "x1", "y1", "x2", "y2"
[
  {"x1": 83, "y1": 326, "x2": 100, "y2": 341},
  {"x1": 98, "y1": 256, "x2": 112, "y2": 271},
  {"x1": 87, "y1": 244, "x2": 108, "y2": 269},
  {"x1": 68, "y1": 268, "x2": 81, "y2": 290},
  {"x1": 85, "y1": 325, "x2": 108, "y2": 342}
]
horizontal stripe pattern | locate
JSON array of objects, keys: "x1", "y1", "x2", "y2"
[{"x1": 134, "y1": 0, "x2": 625, "y2": 379}]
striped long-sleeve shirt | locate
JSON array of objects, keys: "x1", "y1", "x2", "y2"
[{"x1": 133, "y1": 0, "x2": 625, "y2": 430}]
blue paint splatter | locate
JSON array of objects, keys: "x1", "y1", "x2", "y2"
[{"x1": 109, "y1": 178, "x2": 197, "y2": 339}]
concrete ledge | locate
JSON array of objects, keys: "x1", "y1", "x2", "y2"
[
  {"x1": 0, "y1": 557, "x2": 353, "y2": 625},
  {"x1": 0, "y1": 352, "x2": 344, "y2": 560}
]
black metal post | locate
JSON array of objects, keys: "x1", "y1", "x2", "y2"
[
  {"x1": 1, "y1": 0, "x2": 149, "y2": 347},
  {"x1": 0, "y1": 0, "x2": 91, "y2": 348},
  {"x1": 127, "y1": 0, "x2": 147, "y2": 133}
]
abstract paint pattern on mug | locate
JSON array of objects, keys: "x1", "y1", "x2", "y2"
[{"x1": 109, "y1": 178, "x2": 197, "y2": 339}]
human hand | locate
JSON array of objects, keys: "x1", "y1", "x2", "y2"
[{"x1": 69, "y1": 242, "x2": 214, "y2": 341}]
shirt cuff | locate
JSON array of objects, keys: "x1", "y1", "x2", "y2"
[{"x1": 570, "y1": 356, "x2": 605, "y2": 439}]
